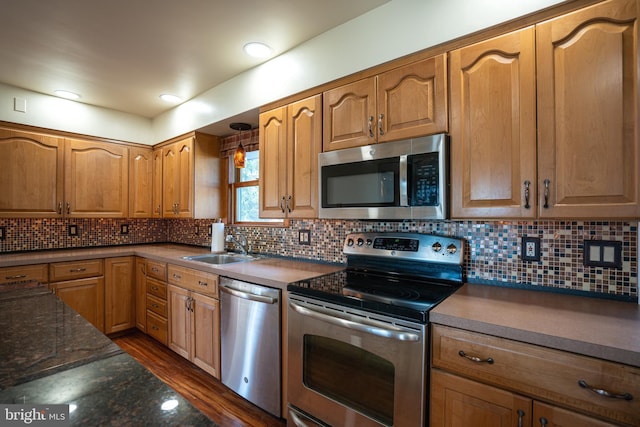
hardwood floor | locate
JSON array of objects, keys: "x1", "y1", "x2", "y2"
[{"x1": 112, "y1": 331, "x2": 286, "y2": 427}]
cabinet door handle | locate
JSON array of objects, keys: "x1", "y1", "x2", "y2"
[
  {"x1": 69, "y1": 267, "x2": 87, "y2": 273},
  {"x1": 156, "y1": 204, "x2": 161, "y2": 214},
  {"x1": 378, "y1": 113, "x2": 384, "y2": 136},
  {"x1": 66, "y1": 202, "x2": 71, "y2": 214},
  {"x1": 286, "y1": 195, "x2": 292, "y2": 213},
  {"x1": 280, "y1": 196, "x2": 286, "y2": 213},
  {"x1": 368, "y1": 116, "x2": 374, "y2": 138},
  {"x1": 458, "y1": 350, "x2": 494, "y2": 364},
  {"x1": 578, "y1": 379, "x2": 633, "y2": 400},
  {"x1": 543, "y1": 179, "x2": 550, "y2": 209},
  {"x1": 517, "y1": 409, "x2": 525, "y2": 427},
  {"x1": 524, "y1": 180, "x2": 531, "y2": 209},
  {"x1": 539, "y1": 417, "x2": 548, "y2": 427},
  {"x1": 5, "y1": 274, "x2": 27, "y2": 280},
  {"x1": 58, "y1": 202, "x2": 63, "y2": 215}
]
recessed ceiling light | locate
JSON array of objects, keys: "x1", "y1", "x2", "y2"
[
  {"x1": 159, "y1": 94, "x2": 183, "y2": 103},
  {"x1": 54, "y1": 90, "x2": 80, "y2": 100},
  {"x1": 243, "y1": 42, "x2": 273, "y2": 58}
]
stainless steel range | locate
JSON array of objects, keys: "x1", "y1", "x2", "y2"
[{"x1": 287, "y1": 232, "x2": 465, "y2": 427}]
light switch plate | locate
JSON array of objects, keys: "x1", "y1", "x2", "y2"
[
  {"x1": 120, "y1": 224, "x2": 129, "y2": 234},
  {"x1": 521, "y1": 236, "x2": 540, "y2": 262},
  {"x1": 299, "y1": 230, "x2": 311, "y2": 245},
  {"x1": 68, "y1": 224, "x2": 78, "y2": 237},
  {"x1": 584, "y1": 240, "x2": 622, "y2": 268}
]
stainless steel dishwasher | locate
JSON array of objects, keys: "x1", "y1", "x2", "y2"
[{"x1": 219, "y1": 277, "x2": 281, "y2": 417}]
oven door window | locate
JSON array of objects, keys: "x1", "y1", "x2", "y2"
[
  {"x1": 407, "y1": 152, "x2": 439, "y2": 206},
  {"x1": 303, "y1": 335, "x2": 394, "y2": 426},
  {"x1": 321, "y1": 158, "x2": 399, "y2": 208}
]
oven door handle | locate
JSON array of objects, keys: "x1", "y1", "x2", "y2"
[{"x1": 289, "y1": 301, "x2": 420, "y2": 342}]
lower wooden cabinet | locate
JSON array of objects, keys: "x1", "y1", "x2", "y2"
[
  {"x1": 51, "y1": 276, "x2": 105, "y2": 332},
  {"x1": 430, "y1": 370, "x2": 617, "y2": 427},
  {"x1": 431, "y1": 324, "x2": 639, "y2": 427},
  {"x1": 167, "y1": 264, "x2": 220, "y2": 379},
  {"x1": 104, "y1": 256, "x2": 135, "y2": 334},
  {"x1": 0, "y1": 264, "x2": 48, "y2": 285}
]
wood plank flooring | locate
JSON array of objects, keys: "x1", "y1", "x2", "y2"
[{"x1": 112, "y1": 331, "x2": 286, "y2": 427}]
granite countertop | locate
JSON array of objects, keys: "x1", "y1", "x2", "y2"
[
  {"x1": 0, "y1": 244, "x2": 345, "y2": 290},
  {"x1": 0, "y1": 284, "x2": 215, "y2": 425},
  {"x1": 430, "y1": 283, "x2": 640, "y2": 367}
]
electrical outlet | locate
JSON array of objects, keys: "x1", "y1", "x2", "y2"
[
  {"x1": 299, "y1": 230, "x2": 311, "y2": 245},
  {"x1": 195, "y1": 225, "x2": 200, "y2": 235},
  {"x1": 68, "y1": 224, "x2": 78, "y2": 237},
  {"x1": 584, "y1": 240, "x2": 622, "y2": 268},
  {"x1": 521, "y1": 236, "x2": 540, "y2": 262},
  {"x1": 0, "y1": 226, "x2": 6, "y2": 241},
  {"x1": 208, "y1": 225, "x2": 212, "y2": 236},
  {"x1": 120, "y1": 224, "x2": 129, "y2": 234}
]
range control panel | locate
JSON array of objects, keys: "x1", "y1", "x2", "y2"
[{"x1": 343, "y1": 232, "x2": 465, "y2": 265}]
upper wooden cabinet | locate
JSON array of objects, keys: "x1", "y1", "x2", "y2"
[
  {"x1": 160, "y1": 132, "x2": 222, "y2": 219},
  {"x1": 323, "y1": 54, "x2": 448, "y2": 151},
  {"x1": 152, "y1": 147, "x2": 163, "y2": 218},
  {"x1": 0, "y1": 128, "x2": 130, "y2": 218},
  {"x1": 129, "y1": 146, "x2": 153, "y2": 218},
  {"x1": 0, "y1": 127, "x2": 64, "y2": 218},
  {"x1": 64, "y1": 138, "x2": 129, "y2": 218},
  {"x1": 260, "y1": 94, "x2": 322, "y2": 218},
  {"x1": 536, "y1": 0, "x2": 640, "y2": 218},
  {"x1": 450, "y1": 27, "x2": 537, "y2": 218},
  {"x1": 451, "y1": 0, "x2": 640, "y2": 219}
]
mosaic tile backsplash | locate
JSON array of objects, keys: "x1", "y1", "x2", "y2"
[{"x1": 0, "y1": 217, "x2": 637, "y2": 299}]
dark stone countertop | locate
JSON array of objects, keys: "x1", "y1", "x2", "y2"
[{"x1": 0, "y1": 283, "x2": 215, "y2": 425}]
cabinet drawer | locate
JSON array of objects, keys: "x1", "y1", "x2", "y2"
[
  {"x1": 146, "y1": 259, "x2": 167, "y2": 281},
  {"x1": 50, "y1": 259, "x2": 104, "y2": 282},
  {"x1": 432, "y1": 325, "x2": 640, "y2": 426},
  {"x1": 146, "y1": 277, "x2": 167, "y2": 300},
  {"x1": 146, "y1": 293, "x2": 167, "y2": 317},
  {"x1": 0, "y1": 264, "x2": 48, "y2": 285},
  {"x1": 167, "y1": 265, "x2": 218, "y2": 297},
  {"x1": 146, "y1": 310, "x2": 167, "y2": 345}
]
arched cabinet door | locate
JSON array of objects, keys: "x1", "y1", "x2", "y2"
[
  {"x1": 0, "y1": 127, "x2": 64, "y2": 218},
  {"x1": 537, "y1": 0, "x2": 640, "y2": 218},
  {"x1": 450, "y1": 27, "x2": 537, "y2": 219}
]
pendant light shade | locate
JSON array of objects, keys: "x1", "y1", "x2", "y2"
[{"x1": 230, "y1": 122, "x2": 251, "y2": 169}]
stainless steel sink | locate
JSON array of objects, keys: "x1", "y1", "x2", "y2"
[{"x1": 182, "y1": 253, "x2": 260, "y2": 265}]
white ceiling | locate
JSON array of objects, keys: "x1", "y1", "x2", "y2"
[{"x1": 0, "y1": 0, "x2": 388, "y2": 134}]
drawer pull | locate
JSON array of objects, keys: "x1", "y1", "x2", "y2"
[
  {"x1": 69, "y1": 267, "x2": 87, "y2": 273},
  {"x1": 151, "y1": 286, "x2": 159, "y2": 291},
  {"x1": 5, "y1": 274, "x2": 27, "y2": 280},
  {"x1": 198, "y1": 280, "x2": 208, "y2": 287},
  {"x1": 151, "y1": 325, "x2": 159, "y2": 331},
  {"x1": 152, "y1": 304, "x2": 159, "y2": 308},
  {"x1": 539, "y1": 417, "x2": 548, "y2": 427},
  {"x1": 173, "y1": 273, "x2": 182, "y2": 279},
  {"x1": 517, "y1": 409, "x2": 525, "y2": 427},
  {"x1": 152, "y1": 267, "x2": 159, "y2": 272},
  {"x1": 458, "y1": 350, "x2": 494, "y2": 364},
  {"x1": 578, "y1": 379, "x2": 633, "y2": 401}
]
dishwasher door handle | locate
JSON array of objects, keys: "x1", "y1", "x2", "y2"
[
  {"x1": 220, "y1": 285, "x2": 278, "y2": 304},
  {"x1": 289, "y1": 301, "x2": 420, "y2": 342}
]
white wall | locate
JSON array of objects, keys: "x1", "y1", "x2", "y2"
[
  {"x1": 0, "y1": 83, "x2": 153, "y2": 143},
  {"x1": 0, "y1": 0, "x2": 566, "y2": 145}
]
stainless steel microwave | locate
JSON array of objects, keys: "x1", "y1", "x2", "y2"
[{"x1": 319, "y1": 134, "x2": 449, "y2": 220}]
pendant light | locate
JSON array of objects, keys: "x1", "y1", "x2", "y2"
[{"x1": 230, "y1": 122, "x2": 251, "y2": 168}]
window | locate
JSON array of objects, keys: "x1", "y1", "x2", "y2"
[{"x1": 229, "y1": 151, "x2": 280, "y2": 224}]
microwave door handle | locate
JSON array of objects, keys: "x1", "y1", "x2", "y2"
[
  {"x1": 289, "y1": 301, "x2": 420, "y2": 342},
  {"x1": 399, "y1": 154, "x2": 408, "y2": 206}
]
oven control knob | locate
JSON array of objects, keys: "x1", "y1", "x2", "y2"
[
  {"x1": 432, "y1": 242, "x2": 442, "y2": 252},
  {"x1": 347, "y1": 238, "x2": 354, "y2": 247},
  {"x1": 357, "y1": 238, "x2": 364, "y2": 247},
  {"x1": 447, "y1": 244, "x2": 458, "y2": 254},
  {"x1": 366, "y1": 239, "x2": 373, "y2": 246}
]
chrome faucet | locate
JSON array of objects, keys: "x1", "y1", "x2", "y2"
[{"x1": 225, "y1": 232, "x2": 249, "y2": 254}]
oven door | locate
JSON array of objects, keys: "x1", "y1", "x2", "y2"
[{"x1": 287, "y1": 296, "x2": 427, "y2": 427}]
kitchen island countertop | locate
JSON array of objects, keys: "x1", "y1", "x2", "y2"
[
  {"x1": 430, "y1": 283, "x2": 640, "y2": 367},
  {"x1": 0, "y1": 284, "x2": 215, "y2": 425}
]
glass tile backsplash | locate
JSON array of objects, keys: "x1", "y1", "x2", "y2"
[{"x1": 0, "y1": 217, "x2": 636, "y2": 299}]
